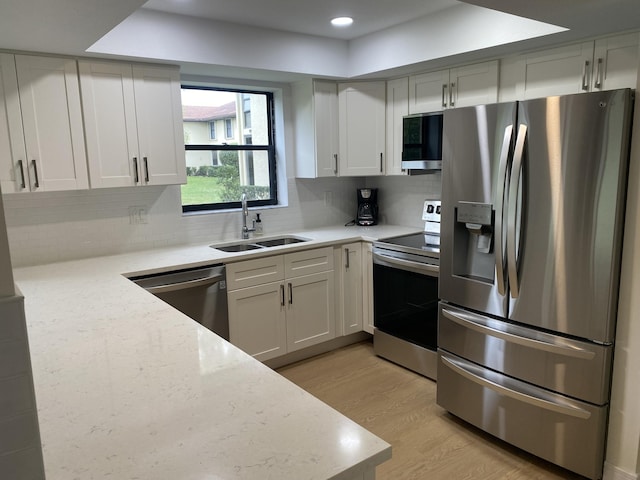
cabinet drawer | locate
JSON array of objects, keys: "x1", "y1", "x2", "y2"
[
  {"x1": 284, "y1": 247, "x2": 334, "y2": 278},
  {"x1": 438, "y1": 303, "x2": 612, "y2": 404},
  {"x1": 437, "y1": 351, "x2": 607, "y2": 480},
  {"x1": 226, "y1": 256, "x2": 285, "y2": 290}
]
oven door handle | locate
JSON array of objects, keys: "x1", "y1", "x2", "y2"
[{"x1": 373, "y1": 251, "x2": 439, "y2": 276}]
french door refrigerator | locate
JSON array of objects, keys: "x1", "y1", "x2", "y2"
[{"x1": 437, "y1": 88, "x2": 633, "y2": 480}]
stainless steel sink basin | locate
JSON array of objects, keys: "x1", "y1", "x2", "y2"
[
  {"x1": 211, "y1": 236, "x2": 310, "y2": 252},
  {"x1": 255, "y1": 237, "x2": 308, "y2": 247},
  {"x1": 214, "y1": 243, "x2": 264, "y2": 252}
]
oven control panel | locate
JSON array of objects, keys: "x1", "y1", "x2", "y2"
[{"x1": 422, "y1": 200, "x2": 441, "y2": 222}]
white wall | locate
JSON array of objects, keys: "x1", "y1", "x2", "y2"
[
  {"x1": 0, "y1": 185, "x2": 15, "y2": 296},
  {"x1": 604, "y1": 55, "x2": 640, "y2": 480}
]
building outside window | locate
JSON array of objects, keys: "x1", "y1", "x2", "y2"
[{"x1": 181, "y1": 86, "x2": 277, "y2": 211}]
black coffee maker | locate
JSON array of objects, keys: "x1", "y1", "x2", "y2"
[{"x1": 356, "y1": 188, "x2": 378, "y2": 226}]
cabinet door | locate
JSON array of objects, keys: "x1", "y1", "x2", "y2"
[
  {"x1": 286, "y1": 271, "x2": 336, "y2": 352},
  {"x1": 338, "y1": 82, "x2": 386, "y2": 176},
  {"x1": 516, "y1": 42, "x2": 594, "y2": 99},
  {"x1": 362, "y1": 243, "x2": 375, "y2": 334},
  {"x1": 450, "y1": 61, "x2": 499, "y2": 108},
  {"x1": 132, "y1": 65, "x2": 186, "y2": 185},
  {"x1": 15, "y1": 55, "x2": 88, "y2": 191},
  {"x1": 314, "y1": 81, "x2": 339, "y2": 177},
  {"x1": 79, "y1": 61, "x2": 141, "y2": 188},
  {"x1": 228, "y1": 281, "x2": 287, "y2": 362},
  {"x1": 592, "y1": 33, "x2": 639, "y2": 91},
  {"x1": 341, "y1": 243, "x2": 363, "y2": 335},
  {"x1": 0, "y1": 53, "x2": 28, "y2": 194},
  {"x1": 386, "y1": 78, "x2": 409, "y2": 176},
  {"x1": 409, "y1": 70, "x2": 450, "y2": 113}
]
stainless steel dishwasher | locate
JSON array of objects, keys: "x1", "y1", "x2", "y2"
[{"x1": 131, "y1": 264, "x2": 229, "y2": 340}]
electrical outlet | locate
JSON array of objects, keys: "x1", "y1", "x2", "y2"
[
  {"x1": 324, "y1": 191, "x2": 333, "y2": 206},
  {"x1": 128, "y1": 206, "x2": 148, "y2": 224}
]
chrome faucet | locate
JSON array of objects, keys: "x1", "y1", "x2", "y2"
[{"x1": 241, "y1": 192, "x2": 255, "y2": 239}]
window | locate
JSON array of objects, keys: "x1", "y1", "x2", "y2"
[{"x1": 181, "y1": 86, "x2": 277, "y2": 212}]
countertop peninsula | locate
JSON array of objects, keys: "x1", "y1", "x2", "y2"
[{"x1": 14, "y1": 224, "x2": 419, "y2": 480}]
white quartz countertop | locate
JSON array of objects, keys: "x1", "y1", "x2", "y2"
[{"x1": 14, "y1": 224, "x2": 419, "y2": 480}]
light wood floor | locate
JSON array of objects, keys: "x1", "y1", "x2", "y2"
[{"x1": 277, "y1": 341, "x2": 586, "y2": 480}]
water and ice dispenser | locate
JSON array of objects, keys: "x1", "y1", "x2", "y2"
[{"x1": 453, "y1": 201, "x2": 495, "y2": 283}]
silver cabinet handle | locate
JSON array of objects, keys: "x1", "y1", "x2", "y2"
[
  {"x1": 143, "y1": 156, "x2": 149, "y2": 183},
  {"x1": 594, "y1": 58, "x2": 603, "y2": 89},
  {"x1": 442, "y1": 84, "x2": 448, "y2": 108},
  {"x1": 379, "y1": 152, "x2": 383, "y2": 173},
  {"x1": 144, "y1": 274, "x2": 223, "y2": 295},
  {"x1": 441, "y1": 308, "x2": 596, "y2": 360},
  {"x1": 495, "y1": 125, "x2": 513, "y2": 296},
  {"x1": 449, "y1": 82, "x2": 455, "y2": 107},
  {"x1": 581, "y1": 60, "x2": 590, "y2": 91},
  {"x1": 333, "y1": 154, "x2": 338, "y2": 175},
  {"x1": 440, "y1": 354, "x2": 592, "y2": 419},
  {"x1": 17, "y1": 160, "x2": 26, "y2": 189},
  {"x1": 288, "y1": 282, "x2": 293, "y2": 305},
  {"x1": 133, "y1": 157, "x2": 139, "y2": 184},
  {"x1": 280, "y1": 284, "x2": 285, "y2": 306},
  {"x1": 507, "y1": 124, "x2": 527, "y2": 298},
  {"x1": 31, "y1": 159, "x2": 39, "y2": 188},
  {"x1": 345, "y1": 248, "x2": 350, "y2": 269}
]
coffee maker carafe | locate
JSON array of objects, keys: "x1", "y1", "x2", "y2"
[{"x1": 357, "y1": 188, "x2": 378, "y2": 226}]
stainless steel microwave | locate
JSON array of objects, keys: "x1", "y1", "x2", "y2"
[{"x1": 401, "y1": 112, "x2": 443, "y2": 173}]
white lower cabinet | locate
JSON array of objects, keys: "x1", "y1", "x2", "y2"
[
  {"x1": 336, "y1": 243, "x2": 364, "y2": 336},
  {"x1": 362, "y1": 243, "x2": 375, "y2": 334},
  {"x1": 226, "y1": 247, "x2": 335, "y2": 362}
]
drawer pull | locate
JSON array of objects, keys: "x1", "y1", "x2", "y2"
[
  {"x1": 442, "y1": 308, "x2": 596, "y2": 360},
  {"x1": 441, "y1": 354, "x2": 591, "y2": 419}
]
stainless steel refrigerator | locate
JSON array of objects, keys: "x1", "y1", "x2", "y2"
[{"x1": 437, "y1": 89, "x2": 633, "y2": 480}]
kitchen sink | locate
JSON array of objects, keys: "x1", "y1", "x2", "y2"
[
  {"x1": 211, "y1": 236, "x2": 310, "y2": 252},
  {"x1": 255, "y1": 237, "x2": 309, "y2": 247},
  {"x1": 213, "y1": 243, "x2": 264, "y2": 252}
]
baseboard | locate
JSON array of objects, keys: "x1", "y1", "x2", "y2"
[
  {"x1": 603, "y1": 462, "x2": 639, "y2": 480},
  {"x1": 264, "y1": 332, "x2": 371, "y2": 369}
]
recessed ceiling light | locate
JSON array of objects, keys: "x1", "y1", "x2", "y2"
[{"x1": 331, "y1": 17, "x2": 354, "y2": 27}]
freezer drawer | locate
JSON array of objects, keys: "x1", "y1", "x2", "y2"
[
  {"x1": 437, "y1": 351, "x2": 608, "y2": 480},
  {"x1": 438, "y1": 303, "x2": 612, "y2": 405}
]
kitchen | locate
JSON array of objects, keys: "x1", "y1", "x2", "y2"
[{"x1": 1, "y1": 1, "x2": 640, "y2": 479}]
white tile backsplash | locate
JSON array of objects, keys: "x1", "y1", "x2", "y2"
[
  {"x1": 3, "y1": 174, "x2": 440, "y2": 266},
  {"x1": 366, "y1": 173, "x2": 442, "y2": 228}
]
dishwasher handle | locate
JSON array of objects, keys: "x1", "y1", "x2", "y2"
[{"x1": 145, "y1": 273, "x2": 224, "y2": 295}]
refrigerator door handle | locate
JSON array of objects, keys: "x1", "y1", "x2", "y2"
[
  {"x1": 495, "y1": 125, "x2": 513, "y2": 296},
  {"x1": 440, "y1": 354, "x2": 592, "y2": 420},
  {"x1": 507, "y1": 124, "x2": 527, "y2": 298},
  {"x1": 441, "y1": 308, "x2": 597, "y2": 360}
]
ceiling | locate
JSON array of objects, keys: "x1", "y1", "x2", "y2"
[
  {"x1": 141, "y1": 0, "x2": 458, "y2": 40},
  {"x1": 0, "y1": 0, "x2": 639, "y2": 81}
]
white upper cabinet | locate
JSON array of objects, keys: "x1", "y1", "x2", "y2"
[
  {"x1": 338, "y1": 81, "x2": 386, "y2": 176},
  {"x1": 293, "y1": 80, "x2": 339, "y2": 178},
  {"x1": 515, "y1": 33, "x2": 639, "y2": 99},
  {"x1": 0, "y1": 53, "x2": 26, "y2": 194},
  {"x1": 0, "y1": 54, "x2": 88, "y2": 193},
  {"x1": 409, "y1": 61, "x2": 498, "y2": 114},
  {"x1": 132, "y1": 65, "x2": 186, "y2": 186},
  {"x1": 591, "y1": 33, "x2": 639, "y2": 91},
  {"x1": 385, "y1": 78, "x2": 409, "y2": 176},
  {"x1": 81, "y1": 60, "x2": 186, "y2": 188},
  {"x1": 79, "y1": 61, "x2": 140, "y2": 188}
]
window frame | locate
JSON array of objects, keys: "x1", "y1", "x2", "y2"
[{"x1": 181, "y1": 85, "x2": 278, "y2": 213}]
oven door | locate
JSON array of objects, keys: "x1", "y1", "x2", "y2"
[{"x1": 372, "y1": 248, "x2": 439, "y2": 379}]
